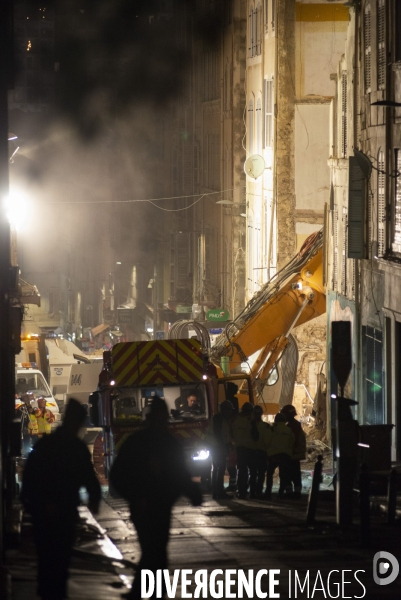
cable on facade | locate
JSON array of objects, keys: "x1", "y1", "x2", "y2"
[{"x1": 39, "y1": 187, "x2": 245, "y2": 206}]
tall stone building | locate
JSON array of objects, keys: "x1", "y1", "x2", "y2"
[
  {"x1": 244, "y1": 0, "x2": 348, "y2": 402},
  {"x1": 157, "y1": 1, "x2": 247, "y2": 329},
  {"x1": 327, "y1": 0, "x2": 401, "y2": 458}
]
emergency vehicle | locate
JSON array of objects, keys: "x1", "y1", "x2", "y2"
[
  {"x1": 90, "y1": 339, "x2": 254, "y2": 484},
  {"x1": 15, "y1": 363, "x2": 61, "y2": 428}
]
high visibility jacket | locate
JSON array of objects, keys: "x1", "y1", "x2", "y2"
[
  {"x1": 286, "y1": 418, "x2": 306, "y2": 460},
  {"x1": 232, "y1": 414, "x2": 258, "y2": 450},
  {"x1": 267, "y1": 422, "x2": 295, "y2": 458},
  {"x1": 255, "y1": 421, "x2": 273, "y2": 452},
  {"x1": 18, "y1": 405, "x2": 39, "y2": 435},
  {"x1": 34, "y1": 408, "x2": 55, "y2": 436},
  {"x1": 206, "y1": 413, "x2": 232, "y2": 447}
]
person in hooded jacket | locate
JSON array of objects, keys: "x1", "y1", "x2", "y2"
[
  {"x1": 281, "y1": 404, "x2": 306, "y2": 498},
  {"x1": 21, "y1": 399, "x2": 101, "y2": 600},
  {"x1": 110, "y1": 396, "x2": 202, "y2": 600}
]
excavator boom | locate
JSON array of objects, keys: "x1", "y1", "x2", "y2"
[{"x1": 210, "y1": 230, "x2": 325, "y2": 374}]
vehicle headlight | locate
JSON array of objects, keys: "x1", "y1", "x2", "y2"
[{"x1": 192, "y1": 449, "x2": 210, "y2": 461}]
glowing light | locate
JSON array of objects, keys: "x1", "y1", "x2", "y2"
[
  {"x1": 202, "y1": 374, "x2": 208, "y2": 380},
  {"x1": 27, "y1": 41, "x2": 32, "y2": 52},
  {"x1": 110, "y1": 380, "x2": 116, "y2": 386},
  {"x1": 192, "y1": 450, "x2": 210, "y2": 461},
  {"x1": 3, "y1": 190, "x2": 32, "y2": 231},
  {"x1": 330, "y1": 394, "x2": 336, "y2": 399}
]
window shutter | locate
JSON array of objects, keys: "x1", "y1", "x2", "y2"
[
  {"x1": 377, "y1": 0, "x2": 386, "y2": 91},
  {"x1": 256, "y1": 97, "x2": 262, "y2": 152},
  {"x1": 248, "y1": 216, "x2": 254, "y2": 293},
  {"x1": 342, "y1": 208, "x2": 348, "y2": 295},
  {"x1": 333, "y1": 207, "x2": 338, "y2": 290},
  {"x1": 377, "y1": 151, "x2": 385, "y2": 257},
  {"x1": 392, "y1": 150, "x2": 401, "y2": 254},
  {"x1": 248, "y1": 99, "x2": 254, "y2": 154},
  {"x1": 272, "y1": 0, "x2": 275, "y2": 31},
  {"x1": 364, "y1": 5, "x2": 371, "y2": 93},
  {"x1": 341, "y1": 71, "x2": 347, "y2": 158},
  {"x1": 175, "y1": 233, "x2": 190, "y2": 289},
  {"x1": 182, "y1": 142, "x2": 193, "y2": 195},
  {"x1": 264, "y1": 79, "x2": 274, "y2": 148},
  {"x1": 256, "y1": 4, "x2": 262, "y2": 55},
  {"x1": 348, "y1": 156, "x2": 366, "y2": 258}
]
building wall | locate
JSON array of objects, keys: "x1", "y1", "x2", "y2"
[
  {"x1": 327, "y1": 0, "x2": 401, "y2": 458},
  {"x1": 244, "y1": 0, "x2": 347, "y2": 405}
]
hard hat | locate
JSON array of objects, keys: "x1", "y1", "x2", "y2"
[
  {"x1": 281, "y1": 404, "x2": 297, "y2": 417},
  {"x1": 220, "y1": 400, "x2": 234, "y2": 411},
  {"x1": 253, "y1": 405, "x2": 263, "y2": 415},
  {"x1": 241, "y1": 402, "x2": 253, "y2": 413}
]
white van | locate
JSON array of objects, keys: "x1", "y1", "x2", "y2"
[{"x1": 15, "y1": 365, "x2": 61, "y2": 427}]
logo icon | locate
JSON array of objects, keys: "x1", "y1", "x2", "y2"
[{"x1": 373, "y1": 551, "x2": 399, "y2": 586}]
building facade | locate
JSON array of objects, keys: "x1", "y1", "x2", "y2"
[{"x1": 327, "y1": 0, "x2": 401, "y2": 458}]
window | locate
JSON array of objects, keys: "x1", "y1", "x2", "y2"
[
  {"x1": 264, "y1": 192, "x2": 272, "y2": 269},
  {"x1": 264, "y1": 79, "x2": 274, "y2": 148},
  {"x1": 247, "y1": 215, "x2": 254, "y2": 293},
  {"x1": 112, "y1": 384, "x2": 209, "y2": 425},
  {"x1": 255, "y1": 217, "x2": 261, "y2": 286},
  {"x1": 205, "y1": 133, "x2": 220, "y2": 190},
  {"x1": 392, "y1": 149, "x2": 401, "y2": 254},
  {"x1": 256, "y1": 3, "x2": 262, "y2": 54},
  {"x1": 341, "y1": 71, "x2": 347, "y2": 158},
  {"x1": 248, "y1": 99, "x2": 254, "y2": 154},
  {"x1": 342, "y1": 208, "x2": 348, "y2": 295},
  {"x1": 333, "y1": 206, "x2": 338, "y2": 290},
  {"x1": 348, "y1": 156, "x2": 366, "y2": 259},
  {"x1": 48, "y1": 292, "x2": 54, "y2": 313},
  {"x1": 362, "y1": 326, "x2": 384, "y2": 425},
  {"x1": 396, "y1": 0, "x2": 401, "y2": 62},
  {"x1": 249, "y1": 3, "x2": 256, "y2": 57},
  {"x1": 203, "y1": 51, "x2": 219, "y2": 100},
  {"x1": 271, "y1": 0, "x2": 275, "y2": 32},
  {"x1": 377, "y1": 0, "x2": 386, "y2": 90},
  {"x1": 264, "y1": 0, "x2": 269, "y2": 32},
  {"x1": 256, "y1": 97, "x2": 262, "y2": 152},
  {"x1": 249, "y1": 3, "x2": 262, "y2": 57},
  {"x1": 378, "y1": 150, "x2": 386, "y2": 256},
  {"x1": 364, "y1": 4, "x2": 371, "y2": 93}
]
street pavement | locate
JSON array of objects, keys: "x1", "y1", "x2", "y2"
[{"x1": 7, "y1": 488, "x2": 401, "y2": 600}]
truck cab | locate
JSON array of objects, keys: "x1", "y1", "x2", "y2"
[{"x1": 90, "y1": 339, "x2": 254, "y2": 485}]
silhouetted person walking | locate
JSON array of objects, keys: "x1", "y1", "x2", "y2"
[
  {"x1": 21, "y1": 398, "x2": 101, "y2": 600},
  {"x1": 110, "y1": 396, "x2": 202, "y2": 600}
]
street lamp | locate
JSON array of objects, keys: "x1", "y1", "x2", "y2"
[{"x1": 3, "y1": 189, "x2": 32, "y2": 231}]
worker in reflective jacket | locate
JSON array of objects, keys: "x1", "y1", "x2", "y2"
[
  {"x1": 253, "y1": 405, "x2": 273, "y2": 497},
  {"x1": 34, "y1": 397, "x2": 55, "y2": 437},
  {"x1": 264, "y1": 413, "x2": 295, "y2": 499},
  {"x1": 17, "y1": 393, "x2": 39, "y2": 454}
]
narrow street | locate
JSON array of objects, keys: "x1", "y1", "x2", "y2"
[
  {"x1": 99, "y1": 492, "x2": 401, "y2": 599},
  {"x1": 8, "y1": 485, "x2": 401, "y2": 599}
]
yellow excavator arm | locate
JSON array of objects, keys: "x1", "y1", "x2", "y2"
[{"x1": 210, "y1": 231, "x2": 325, "y2": 388}]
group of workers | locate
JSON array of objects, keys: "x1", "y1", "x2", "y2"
[
  {"x1": 208, "y1": 383, "x2": 306, "y2": 500},
  {"x1": 16, "y1": 393, "x2": 56, "y2": 454}
]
